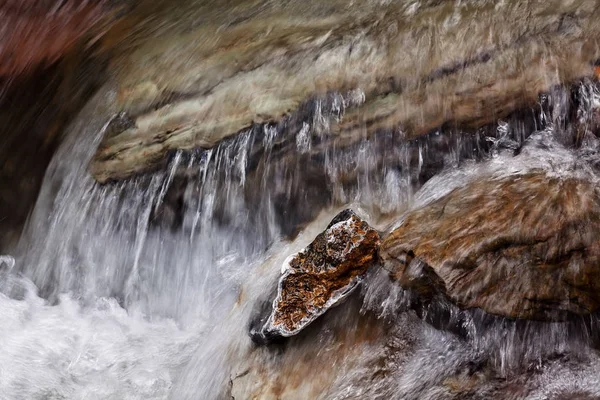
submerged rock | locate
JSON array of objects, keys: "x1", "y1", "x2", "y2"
[
  {"x1": 254, "y1": 209, "x2": 380, "y2": 341},
  {"x1": 380, "y1": 172, "x2": 600, "y2": 321}
]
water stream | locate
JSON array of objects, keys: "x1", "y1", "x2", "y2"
[{"x1": 4, "y1": 6, "x2": 600, "y2": 399}]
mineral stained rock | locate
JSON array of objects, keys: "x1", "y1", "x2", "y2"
[
  {"x1": 259, "y1": 209, "x2": 380, "y2": 340},
  {"x1": 380, "y1": 172, "x2": 600, "y2": 321}
]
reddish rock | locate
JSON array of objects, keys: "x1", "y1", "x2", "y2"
[
  {"x1": 0, "y1": 1, "x2": 110, "y2": 77},
  {"x1": 259, "y1": 209, "x2": 380, "y2": 339},
  {"x1": 380, "y1": 172, "x2": 600, "y2": 321}
]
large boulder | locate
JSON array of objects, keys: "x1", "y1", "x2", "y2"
[
  {"x1": 90, "y1": 1, "x2": 600, "y2": 183},
  {"x1": 380, "y1": 172, "x2": 600, "y2": 320},
  {"x1": 254, "y1": 209, "x2": 380, "y2": 341}
]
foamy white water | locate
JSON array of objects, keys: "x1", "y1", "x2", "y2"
[{"x1": 3, "y1": 80, "x2": 600, "y2": 399}]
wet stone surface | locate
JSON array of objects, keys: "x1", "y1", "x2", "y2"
[
  {"x1": 251, "y1": 209, "x2": 380, "y2": 343},
  {"x1": 380, "y1": 171, "x2": 600, "y2": 321}
]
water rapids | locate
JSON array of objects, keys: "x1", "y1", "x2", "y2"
[
  {"x1": 0, "y1": 77, "x2": 599, "y2": 399},
  {"x1": 4, "y1": 1, "x2": 600, "y2": 399}
]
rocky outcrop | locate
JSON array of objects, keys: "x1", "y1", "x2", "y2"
[
  {"x1": 89, "y1": 0, "x2": 600, "y2": 182},
  {"x1": 380, "y1": 171, "x2": 600, "y2": 321},
  {"x1": 253, "y1": 210, "x2": 380, "y2": 341}
]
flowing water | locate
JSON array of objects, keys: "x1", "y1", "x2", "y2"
[
  {"x1": 5, "y1": 4, "x2": 600, "y2": 400},
  {"x1": 1, "y1": 79, "x2": 600, "y2": 399}
]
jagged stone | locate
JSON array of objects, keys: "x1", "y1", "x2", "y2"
[
  {"x1": 380, "y1": 171, "x2": 600, "y2": 321},
  {"x1": 254, "y1": 209, "x2": 380, "y2": 341}
]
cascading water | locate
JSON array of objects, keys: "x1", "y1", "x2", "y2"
[
  {"x1": 5, "y1": 1, "x2": 600, "y2": 396},
  {"x1": 3, "y1": 77, "x2": 600, "y2": 399}
]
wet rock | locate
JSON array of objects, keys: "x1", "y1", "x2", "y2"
[
  {"x1": 104, "y1": 112, "x2": 137, "y2": 139},
  {"x1": 380, "y1": 172, "x2": 600, "y2": 321},
  {"x1": 0, "y1": 49, "x2": 109, "y2": 251},
  {"x1": 90, "y1": 1, "x2": 600, "y2": 182},
  {"x1": 253, "y1": 209, "x2": 380, "y2": 341},
  {"x1": 236, "y1": 295, "x2": 412, "y2": 399}
]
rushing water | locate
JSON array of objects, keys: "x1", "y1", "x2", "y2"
[{"x1": 4, "y1": 37, "x2": 600, "y2": 400}]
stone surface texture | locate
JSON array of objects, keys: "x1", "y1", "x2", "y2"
[
  {"x1": 380, "y1": 171, "x2": 600, "y2": 320},
  {"x1": 89, "y1": 0, "x2": 600, "y2": 182},
  {"x1": 261, "y1": 209, "x2": 380, "y2": 338}
]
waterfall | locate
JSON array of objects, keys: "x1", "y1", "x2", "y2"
[
  {"x1": 2, "y1": 77, "x2": 600, "y2": 399},
  {"x1": 5, "y1": 0, "x2": 600, "y2": 394}
]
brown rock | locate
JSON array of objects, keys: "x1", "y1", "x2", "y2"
[
  {"x1": 380, "y1": 172, "x2": 600, "y2": 320},
  {"x1": 257, "y1": 209, "x2": 380, "y2": 340}
]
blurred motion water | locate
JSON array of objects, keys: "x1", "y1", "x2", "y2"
[
  {"x1": 4, "y1": 1, "x2": 600, "y2": 399},
  {"x1": 0, "y1": 77, "x2": 598, "y2": 398}
]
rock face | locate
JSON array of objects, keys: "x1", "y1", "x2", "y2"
[
  {"x1": 89, "y1": 0, "x2": 600, "y2": 182},
  {"x1": 380, "y1": 172, "x2": 600, "y2": 320},
  {"x1": 255, "y1": 209, "x2": 380, "y2": 341}
]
